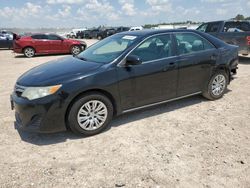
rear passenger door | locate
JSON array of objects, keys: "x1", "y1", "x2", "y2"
[
  {"x1": 31, "y1": 34, "x2": 49, "y2": 53},
  {"x1": 174, "y1": 32, "x2": 218, "y2": 97}
]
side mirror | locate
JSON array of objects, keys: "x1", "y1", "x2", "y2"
[{"x1": 125, "y1": 55, "x2": 142, "y2": 66}]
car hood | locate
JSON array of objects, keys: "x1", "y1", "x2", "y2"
[{"x1": 17, "y1": 56, "x2": 103, "y2": 86}]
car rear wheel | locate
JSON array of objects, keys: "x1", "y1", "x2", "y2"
[
  {"x1": 202, "y1": 70, "x2": 228, "y2": 100},
  {"x1": 97, "y1": 36, "x2": 102, "y2": 40},
  {"x1": 23, "y1": 47, "x2": 35, "y2": 58},
  {"x1": 71, "y1": 45, "x2": 81, "y2": 55},
  {"x1": 67, "y1": 93, "x2": 113, "y2": 136}
]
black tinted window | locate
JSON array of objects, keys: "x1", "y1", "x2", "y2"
[
  {"x1": 31, "y1": 35, "x2": 47, "y2": 39},
  {"x1": 130, "y1": 34, "x2": 173, "y2": 62},
  {"x1": 175, "y1": 33, "x2": 215, "y2": 55},
  {"x1": 47, "y1": 35, "x2": 62, "y2": 40},
  {"x1": 240, "y1": 22, "x2": 250, "y2": 31},
  {"x1": 223, "y1": 22, "x2": 250, "y2": 32},
  {"x1": 207, "y1": 22, "x2": 221, "y2": 32}
]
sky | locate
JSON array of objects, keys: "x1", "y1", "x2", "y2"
[{"x1": 0, "y1": 0, "x2": 250, "y2": 28}]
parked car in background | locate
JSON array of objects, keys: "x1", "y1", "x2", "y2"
[
  {"x1": 13, "y1": 33, "x2": 87, "y2": 57},
  {"x1": 11, "y1": 29, "x2": 238, "y2": 136},
  {"x1": 66, "y1": 28, "x2": 87, "y2": 38},
  {"x1": 197, "y1": 20, "x2": 250, "y2": 56},
  {"x1": 96, "y1": 28, "x2": 116, "y2": 40},
  {"x1": 89, "y1": 29, "x2": 100, "y2": 39},
  {"x1": 115, "y1": 27, "x2": 130, "y2": 33},
  {"x1": 129, "y1": 26, "x2": 143, "y2": 31},
  {"x1": 0, "y1": 31, "x2": 13, "y2": 49},
  {"x1": 0, "y1": 34, "x2": 7, "y2": 40},
  {"x1": 76, "y1": 30, "x2": 92, "y2": 39}
]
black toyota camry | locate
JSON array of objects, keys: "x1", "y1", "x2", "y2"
[{"x1": 11, "y1": 29, "x2": 238, "y2": 136}]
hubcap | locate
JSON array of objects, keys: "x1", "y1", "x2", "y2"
[
  {"x1": 25, "y1": 48, "x2": 34, "y2": 57},
  {"x1": 72, "y1": 46, "x2": 80, "y2": 55},
  {"x1": 77, "y1": 100, "x2": 108, "y2": 131},
  {"x1": 211, "y1": 74, "x2": 226, "y2": 96}
]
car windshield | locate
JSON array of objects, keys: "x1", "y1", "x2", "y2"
[{"x1": 77, "y1": 34, "x2": 139, "y2": 63}]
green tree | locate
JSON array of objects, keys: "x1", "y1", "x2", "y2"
[{"x1": 234, "y1": 14, "x2": 245, "y2": 20}]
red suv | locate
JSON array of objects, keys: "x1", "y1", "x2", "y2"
[{"x1": 13, "y1": 33, "x2": 87, "y2": 58}]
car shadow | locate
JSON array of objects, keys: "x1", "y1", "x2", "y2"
[
  {"x1": 0, "y1": 48, "x2": 12, "y2": 50},
  {"x1": 16, "y1": 95, "x2": 210, "y2": 146},
  {"x1": 239, "y1": 56, "x2": 250, "y2": 64}
]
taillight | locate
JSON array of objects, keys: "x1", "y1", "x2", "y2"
[{"x1": 247, "y1": 36, "x2": 250, "y2": 45}]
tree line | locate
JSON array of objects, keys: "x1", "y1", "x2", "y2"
[{"x1": 143, "y1": 14, "x2": 250, "y2": 29}]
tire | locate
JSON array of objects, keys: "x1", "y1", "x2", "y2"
[
  {"x1": 23, "y1": 47, "x2": 35, "y2": 58},
  {"x1": 97, "y1": 35, "x2": 102, "y2": 40},
  {"x1": 202, "y1": 70, "x2": 228, "y2": 100},
  {"x1": 71, "y1": 45, "x2": 81, "y2": 55},
  {"x1": 67, "y1": 93, "x2": 114, "y2": 136}
]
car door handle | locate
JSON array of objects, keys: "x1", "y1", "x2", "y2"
[
  {"x1": 163, "y1": 62, "x2": 176, "y2": 72},
  {"x1": 210, "y1": 54, "x2": 218, "y2": 60}
]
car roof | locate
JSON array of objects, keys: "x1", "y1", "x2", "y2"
[
  {"x1": 27, "y1": 33, "x2": 60, "y2": 36},
  {"x1": 120, "y1": 29, "x2": 202, "y2": 37},
  {"x1": 203, "y1": 20, "x2": 250, "y2": 24},
  {"x1": 118, "y1": 29, "x2": 227, "y2": 48}
]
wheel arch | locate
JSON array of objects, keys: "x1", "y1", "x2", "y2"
[{"x1": 214, "y1": 64, "x2": 230, "y2": 82}]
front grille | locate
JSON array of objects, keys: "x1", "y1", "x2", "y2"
[{"x1": 14, "y1": 84, "x2": 26, "y2": 97}]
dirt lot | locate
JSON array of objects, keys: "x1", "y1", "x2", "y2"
[{"x1": 0, "y1": 40, "x2": 249, "y2": 188}]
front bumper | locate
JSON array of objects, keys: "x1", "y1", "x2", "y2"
[{"x1": 11, "y1": 93, "x2": 67, "y2": 133}]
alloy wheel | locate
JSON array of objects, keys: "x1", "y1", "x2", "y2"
[
  {"x1": 211, "y1": 74, "x2": 226, "y2": 96},
  {"x1": 24, "y1": 48, "x2": 35, "y2": 58},
  {"x1": 72, "y1": 46, "x2": 81, "y2": 55},
  {"x1": 77, "y1": 100, "x2": 108, "y2": 131}
]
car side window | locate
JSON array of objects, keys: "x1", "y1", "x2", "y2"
[
  {"x1": 223, "y1": 22, "x2": 245, "y2": 32},
  {"x1": 207, "y1": 22, "x2": 221, "y2": 32},
  {"x1": 47, "y1": 35, "x2": 62, "y2": 40},
  {"x1": 197, "y1": 24, "x2": 208, "y2": 32},
  {"x1": 240, "y1": 22, "x2": 250, "y2": 31},
  {"x1": 130, "y1": 34, "x2": 173, "y2": 63},
  {"x1": 175, "y1": 33, "x2": 215, "y2": 55},
  {"x1": 31, "y1": 34, "x2": 48, "y2": 40}
]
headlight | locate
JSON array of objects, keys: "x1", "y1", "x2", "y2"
[{"x1": 21, "y1": 85, "x2": 62, "y2": 100}]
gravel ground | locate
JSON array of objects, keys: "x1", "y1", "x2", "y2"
[{"x1": 0, "y1": 40, "x2": 249, "y2": 188}]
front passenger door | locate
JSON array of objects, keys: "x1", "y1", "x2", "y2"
[
  {"x1": 47, "y1": 34, "x2": 63, "y2": 53},
  {"x1": 118, "y1": 34, "x2": 178, "y2": 110}
]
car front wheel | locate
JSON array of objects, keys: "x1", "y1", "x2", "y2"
[
  {"x1": 67, "y1": 93, "x2": 113, "y2": 136},
  {"x1": 203, "y1": 70, "x2": 228, "y2": 100},
  {"x1": 23, "y1": 47, "x2": 35, "y2": 58},
  {"x1": 71, "y1": 45, "x2": 81, "y2": 55}
]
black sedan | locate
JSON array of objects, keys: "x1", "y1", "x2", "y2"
[{"x1": 11, "y1": 29, "x2": 238, "y2": 136}]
